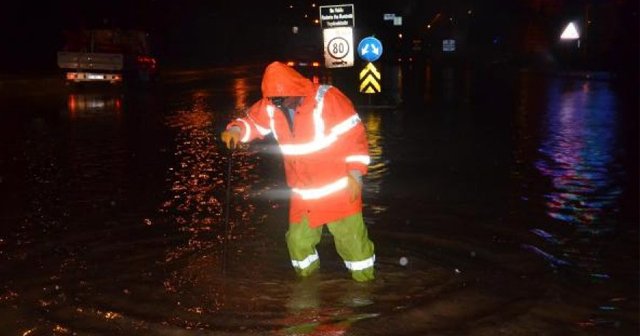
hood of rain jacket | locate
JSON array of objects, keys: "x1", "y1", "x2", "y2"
[{"x1": 261, "y1": 61, "x2": 314, "y2": 98}]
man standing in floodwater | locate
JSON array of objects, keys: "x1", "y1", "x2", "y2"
[{"x1": 221, "y1": 61, "x2": 375, "y2": 282}]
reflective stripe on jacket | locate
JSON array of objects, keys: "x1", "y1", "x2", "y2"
[{"x1": 227, "y1": 62, "x2": 370, "y2": 227}]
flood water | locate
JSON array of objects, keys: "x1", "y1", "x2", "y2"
[{"x1": 0, "y1": 64, "x2": 637, "y2": 335}]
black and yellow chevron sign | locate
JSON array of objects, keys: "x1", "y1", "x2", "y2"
[{"x1": 359, "y1": 62, "x2": 381, "y2": 94}]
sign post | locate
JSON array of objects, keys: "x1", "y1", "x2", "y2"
[{"x1": 319, "y1": 4, "x2": 355, "y2": 68}]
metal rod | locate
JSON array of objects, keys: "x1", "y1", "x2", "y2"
[{"x1": 222, "y1": 149, "x2": 233, "y2": 273}]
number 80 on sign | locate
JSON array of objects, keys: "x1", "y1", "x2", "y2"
[{"x1": 322, "y1": 27, "x2": 354, "y2": 68}]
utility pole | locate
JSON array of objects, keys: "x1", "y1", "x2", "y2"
[{"x1": 583, "y1": 2, "x2": 590, "y2": 68}]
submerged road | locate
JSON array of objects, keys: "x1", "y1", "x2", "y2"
[{"x1": 0, "y1": 63, "x2": 637, "y2": 335}]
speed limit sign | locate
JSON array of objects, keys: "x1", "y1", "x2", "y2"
[{"x1": 322, "y1": 27, "x2": 354, "y2": 68}]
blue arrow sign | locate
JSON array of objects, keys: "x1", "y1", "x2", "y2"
[{"x1": 357, "y1": 36, "x2": 383, "y2": 62}]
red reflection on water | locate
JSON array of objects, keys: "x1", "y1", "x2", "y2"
[
  {"x1": 233, "y1": 78, "x2": 249, "y2": 112},
  {"x1": 66, "y1": 94, "x2": 123, "y2": 119},
  {"x1": 68, "y1": 94, "x2": 76, "y2": 118}
]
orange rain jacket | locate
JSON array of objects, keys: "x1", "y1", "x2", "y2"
[{"x1": 227, "y1": 62, "x2": 370, "y2": 227}]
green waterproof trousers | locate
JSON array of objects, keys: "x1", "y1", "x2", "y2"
[{"x1": 285, "y1": 213, "x2": 375, "y2": 282}]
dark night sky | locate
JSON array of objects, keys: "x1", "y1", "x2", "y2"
[{"x1": 0, "y1": 0, "x2": 637, "y2": 75}]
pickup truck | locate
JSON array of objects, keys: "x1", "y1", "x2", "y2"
[{"x1": 57, "y1": 29, "x2": 157, "y2": 85}]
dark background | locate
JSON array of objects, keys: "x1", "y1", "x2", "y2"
[{"x1": 0, "y1": 0, "x2": 637, "y2": 77}]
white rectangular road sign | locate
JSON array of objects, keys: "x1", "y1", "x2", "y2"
[
  {"x1": 319, "y1": 4, "x2": 354, "y2": 29},
  {"x1": 323, "y1": 27, "x2": 354, "y2": 68},
  {"x1": 443, "y1": 39, "x2": 456, "y2": 52}
]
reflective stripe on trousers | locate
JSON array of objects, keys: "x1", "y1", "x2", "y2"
[
  {"x1": 344, "y1": 255, "x2": 376, "y2": 271},
  {"x1": 291, "y1": 250, "x2": 319, "y2": 270}
]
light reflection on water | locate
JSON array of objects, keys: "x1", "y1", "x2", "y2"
[
  {"x1": 160, "y1": 88, "x2": 265, "y2": 315},
  {"x1": 67, "y1": 93, "x2": 123, "y2": 119},
  {"x1": 524, "y1": 78, "x2": 625, "y2": 266},
  {"x1": 536, "y1": 80, "x2": 623, "y2": 228},
  {"x1": 233, "y1": 77, "x2": 250, "y2": 111},
  {"x1": 361, "y1": 112, "x2": 389, "y2": 221},
  {"x1": 517, "y1": 76, "x2": 634, "y2": 329}
]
